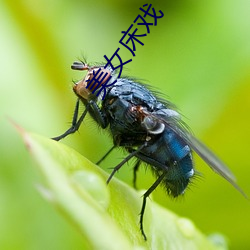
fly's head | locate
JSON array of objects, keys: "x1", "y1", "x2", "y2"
[{"x1": 71, "y1": 61, "x2": 112, "y2": 101}]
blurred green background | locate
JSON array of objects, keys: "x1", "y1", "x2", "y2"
[{"x1": 1, "y1": 0, "x2": 250, "y2": 249}]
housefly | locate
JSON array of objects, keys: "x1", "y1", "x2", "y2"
[{"x1": 52, "y1": 61, "x2": 246, "y2": 240}]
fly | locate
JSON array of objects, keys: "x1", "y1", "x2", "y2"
[{"x1": 52, "y1": 61, "x2": 247, "y2": 240}]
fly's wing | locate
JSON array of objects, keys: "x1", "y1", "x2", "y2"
[
  {"x1": 182, "y1": 132, "x2": 248, "y2": 197},
  {"x1": 151, "y1": 109, "x2": 247, "y2": 198}
]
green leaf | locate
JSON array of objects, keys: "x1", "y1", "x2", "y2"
[{"x1": 19, "y1": 128, "x2": 226, "y2": 250}]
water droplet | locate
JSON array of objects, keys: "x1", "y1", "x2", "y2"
[
  {"x1": 71, "y1": 170, "x2": 110, "y2": 209},
  {"x1": 177, "y1": 217, "x2": 196, "y2": 238}
]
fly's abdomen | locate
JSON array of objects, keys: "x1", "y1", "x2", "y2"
[
  {"x1": 137, "y1": 128, "x2": 194, "y2": 197},
  {"x1": 164, "y1": 153, "x2": 193, "y2": 197},
  {"x1": 163, "y1": 129, "x2": 194, "y2": 196}
]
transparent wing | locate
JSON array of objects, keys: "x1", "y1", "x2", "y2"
[
  {"x1": 148, "y1": 110, "x2": 247, "y2": 198},
  {"x1": 171, "y1": 122, "x2": 247, "y2": 198}
]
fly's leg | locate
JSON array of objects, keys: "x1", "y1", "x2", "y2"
[
  {"x1": 52, "y1": 99, "x2": 108, "y2": 141},
  {"x1": 140, "y1": 172, "x2": 166, "y2": 240},
  {"x1": 96, "y1": 145, "x2": 116, "y2": 165},
  {"x1": 133, "y1": 160, "x2": 141, "y2": 189},
  {"x1": 107, "y1": 143, "x2": 146, "y2": 184},
  {"x1": 52, "y1": 99, "x2": 88, "y2": 141},
  {"x1": 88, "y1": 100, "x2": 107, "y2": 129}
]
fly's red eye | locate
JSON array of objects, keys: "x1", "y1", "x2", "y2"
[
  {"x1": 71, "y1": 62, "x2": 112, "y2": 100},
  {"x1": 85, "y1": 68, "x2": 111, "y2": 91}
]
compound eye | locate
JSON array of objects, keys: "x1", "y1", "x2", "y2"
[
  {"x1": 84, "y1": 68, "x2": 111, "y2": 91},
  {"x1": 142, "y1": 116, "x2": 165, "y2": 134}
]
